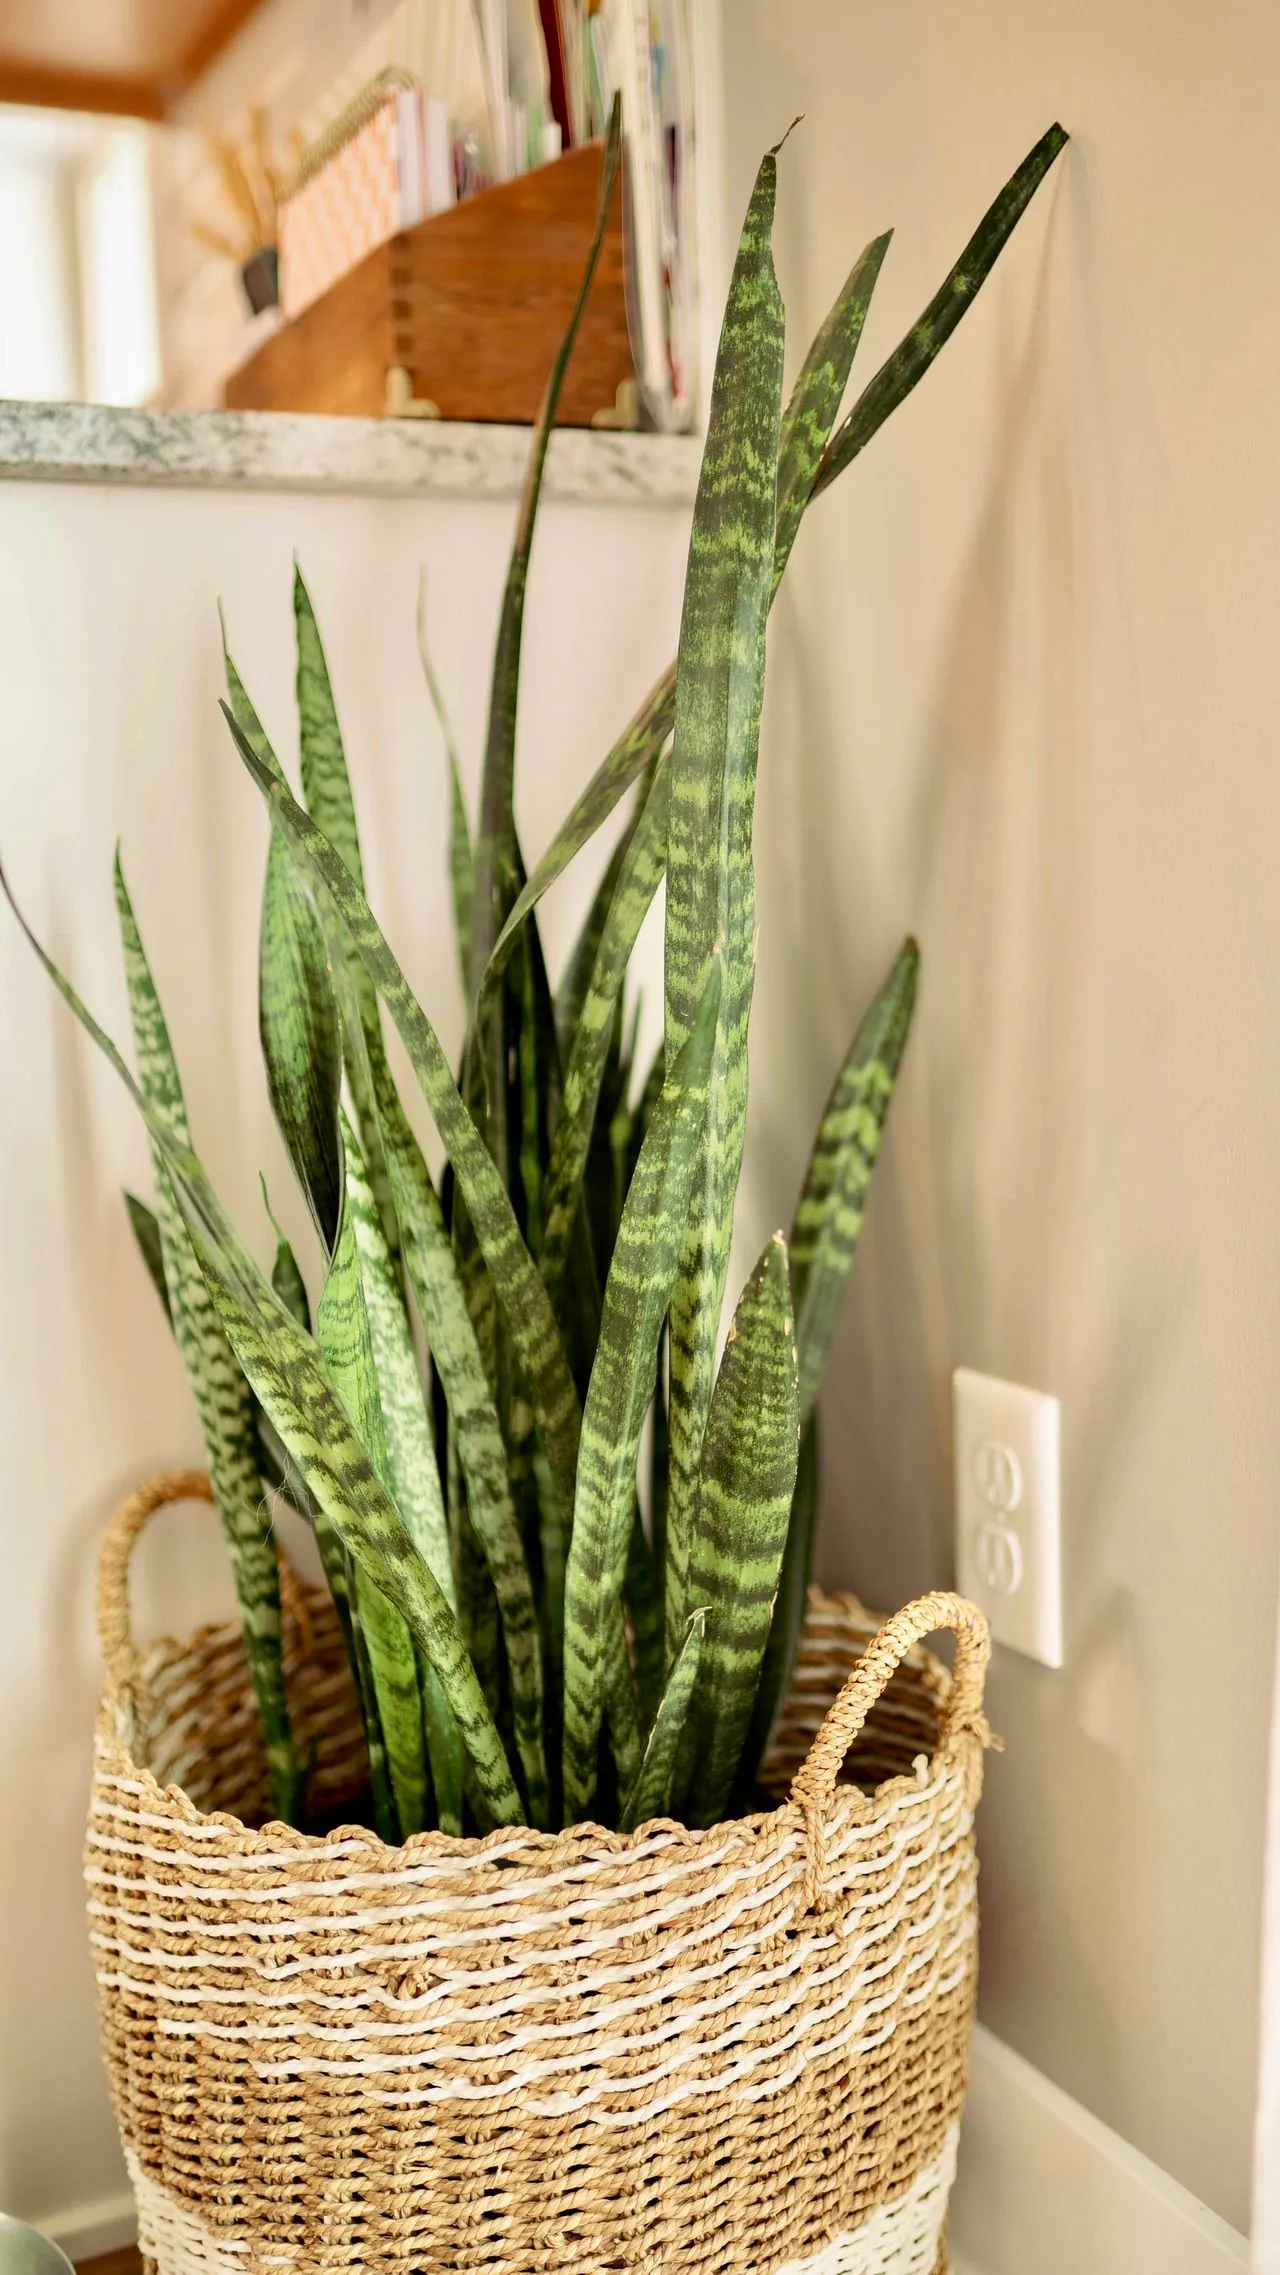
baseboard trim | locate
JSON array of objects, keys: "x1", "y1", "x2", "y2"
[
  {"x1": 950, "y1": 2025, "x2": 1249, "y2": 2275},
  {"x1": 35, "y1": 2191, "x2": 137, "y2": 2264}
]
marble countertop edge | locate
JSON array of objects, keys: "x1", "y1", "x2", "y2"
[{"x1": 0, "y1": 401, "x2": 703, "y2": 508}]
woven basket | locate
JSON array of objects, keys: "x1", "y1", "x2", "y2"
[{"x1": 87, "y1": 1471, "x2": 992, "y2": 2275}]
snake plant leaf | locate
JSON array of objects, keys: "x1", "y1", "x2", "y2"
[
  {"x1": 619, "y1": 1609, "x2": 705, "y2": 1835},
  {"x1": 316, "y1": 1158, "x2": 427, "y2": 1840},
  {"x1": 124, "y1": 1191, "x2": 172, "y2": 1325},
  {"x1": 0, "y1": 870, "x2": 525, "y2": 1829},
  {"x1": 683, "y1": 1234, "x2": 801, "y2": 1830},
  {"x1": 540, "y1": 759, "x2": 670, "y2": 1308},
  {"x1": 553, "y1": 768, "x2": 650, "y2": 1046},
  {"x1": 292, "y1": 565, "x2": 400, "y2": 1266},
  {"x1": 483, "y1": 667, "x2": 676, "y2": 1006},
  {"x1": 341, "y1": 1104, "x2": 468, "y2": 1834},
  {"x1": 663, "y1": 150, "x2": 785, "y2": 1666},
  {"x1": 603, "y1": 1598, "x2": 642, "y2": 1799},
  {"x1": 812, "y1": 123, "x2": 1068, "y2": 502},
  {"x1": 790, "y1": 937, "x2": 918, "y2": 1420},
  {"x1": 260, "y1": 1178, "x2": 311, "y2": 1330},
  {"x1": 227, "y1": 712, "x2": 583, "y2": 1532},
  {"x1": 260, "y1": 819, "x2": 344, "y2": 1253},
  {"x1": 110, "y1": 855, "x2": 303, "y2": 1827},
  {"x1": 416, "y1": 570, "x2": 473, "y2": 991},
  {"x1": 561, "y1": 965, "x2": 720, "y2": 1822},
  {"x1": 773, "y1": 230, "x2": 891, "y2": 590},
  {"x1": 626, "y1": 1501, "x2": 663, "y2": 1729},
  {"x1": 478, "y1": 131, "x2": 1067, "y2": 1007},
  {"x1": 224, "y1": 635, "x2": 346, "y2": 1254},
  {"x1": 360, "y1": 1036, "x2": 550, "y2": 1825},
  {"x1": 468, "y1": 96, "x2": 623, "y2": 1002},
  {"x1": 733, "y1": 1411, "x2": 819, "y2": 1801}
]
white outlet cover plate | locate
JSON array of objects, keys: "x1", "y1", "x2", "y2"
[{"x1": 953, "y1": 1367, "x2": 1063, "y2": 1668}]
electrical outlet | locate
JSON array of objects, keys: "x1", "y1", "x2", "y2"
[{"x1": 953, "y1": 1368, "x2": 1062, "y2": 1668}]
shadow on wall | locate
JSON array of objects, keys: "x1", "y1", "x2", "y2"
[{"x1": 746, "y1": 151, "x2": 1188, "y2": 1623}]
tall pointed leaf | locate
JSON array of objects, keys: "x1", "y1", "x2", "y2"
[
  {"x1": 483, "y1": 669, "x2": 676, "y2": 1004},
  {"x1": 0, "y1": 868, "x2": 524, "y2": 1828},
  {"x1": 772, "y1": 230, "x2": 891, "y2": 588},
  {"x1": 416, "y1": 569, "x2": 473, "y2": 990},
  {"x1": 734, "y1": 1411, "x2": 819, "y2": 1800},
  {"x1": 619, "y1": 1610, "x2": 705, "y2": 1835},
  {"x1": 260, "y1": 1178, "x2": 311, "y2": 1330},
  {"x1": 682, "y1": 1235, "x2": 800, "y2": 1829},
  {"x1": 561, "y1": 968, "x2": 719, "y2": 1822},
  {"x1": 291, "y1": 566, "x2": 400, "y2": 1265},
  {"x1": 479, "y1": 125, "x2": 1067, "y2": 999},
  {"x1": 361, "y1": 1045, "x2": 550, "y2": 1825},
  {"x1": 540, "y1": 758, "x2": 670, "y2": 1306},
  {"x1": 341, "y1": 1105, "x2": 467, "y2": 1834},
  {"x1": 468, "y1": 99, "x2": 623, "y2": 1003},
  {"x1": 227, "y1": 713, "x2": 583, "y2": 1533},
  {"x1": 791, "y1": 938, "x2": 918, "y2": 1419},
  {"x1": 812, "y1": 124, "x2": 1069, "y2": 500},
  {"x1": 125, "y1": 1190, "x2": 171, "y2": 1325},
  {"x1": 317, "y1": 1174, "x2": 427, "y2": 1841},
  {"x1": 260, "y1": 823, "x2": 344, "y2": 1252},
  {"x1": 112, "y1": 856, "x2": 302, "y2": 1826},
  {"x1": 663, "y1": 151, "x2": 785, "y2": 1665}
]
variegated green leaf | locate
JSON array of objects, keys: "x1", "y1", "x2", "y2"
[
  {"x1": 112, "y1": 855, "x2": 302, "y2": 1826},
  {"x1": 224, "y1": 637, "x2": 345, "y2": 1254},
  {"x1": 619, "y1": 1609, "x2": 705, "y2": 1835},
  {"x1": 125, "y1": 1190, "x2": 171, "y2": 1325},
  {"x1": 681, "y1": 1235, "x2": 801, "y2": 1829},
  {"x1": 791, "y1": 938, "x2": 918, "y2": 1420},
  {"x1": 361, "y1": 1043, "x2": 550, "y2": 1826},
  {"x1": 341, "y1": 1104, "x2": 466, "y2": 1835},
  {"x1": 468, "y1": 98, "x2": 623, "y2": 1002},
  {"x1": 0, "y1": 870, "x2": 525, "y2": 1829},
  {"x1": 553, "y1": 771, "x2": 649, "y2": 1047},
  {"x1": 260, "y1": 821, "x2": 344, "y2": 1252},
  {"x1": 483, "y1": 668, "x2": 675, "y2": 1006},
  {"x1": 561, "y1": 967, "x2": 719, "y2": 1821},
  {"x1": 625, "y1": 1500, "x2": 663, "y2": 1729},
  {"x1": 773, "y1": 230, "x2": 890, "y2": 589},
  {"x1": 227, "y1": 712, "x2": 583, "y2": 1536},
  {"x1": 480, "y1": 128, "x2": 1068, "y2": 1002},
  {"x1": 416, "y1": 569, "x2": 473, "y2": 991},
  {"x1": 260, "y1": 1178, "x2": 311, "y2": 1330},
  {"x1": 317, "y1": 1167, "x2": 427, "y2": 1841},
  {"x1": 540, "y1": 759, "x2": 669, "y2": 1308},
  {"x1": 292, "y1": 566, "x2": 400, "y2": 1266},
  {"x1": 663, "y1": 151, "x2": 785, "y2": 1667},
  {"x1": 812, "y1": 124, "x2": 1068, "y2": 501},
  {"x1": 733, "y1": 1411, "x2": 819, "y2": 1801}
]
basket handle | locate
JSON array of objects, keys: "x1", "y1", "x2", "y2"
[
  {"x1": 96, "y1": 1468, "x2": 313, "y2": 1697},
  {"x1": 789, "y1": 1591, "x2": 992, "y2": 1913}
]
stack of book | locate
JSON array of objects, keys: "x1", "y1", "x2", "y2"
[
  {"x1": 516, "y1": 0, "x2": 696, "y2": 431},
  {"x1": 274, "y1": 0, "x2": 696, "y2": 428}
]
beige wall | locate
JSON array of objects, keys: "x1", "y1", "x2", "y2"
[
  {"x1": 724, "y1": 0, "x2": 1280, "y2": 2233},
  {"x1": 0, "y1": 476, "x2": 687, "y2": 2227}
]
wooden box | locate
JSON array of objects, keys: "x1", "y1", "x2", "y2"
[{"x1": 224, "y1": 141, "x2": 633, "y2": 426}]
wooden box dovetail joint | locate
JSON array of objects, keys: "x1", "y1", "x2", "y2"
[{"x1": 224, "y1": 141, "x2": 633, "y2": 427}]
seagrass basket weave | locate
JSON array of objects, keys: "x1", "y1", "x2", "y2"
[{"x1": 87, "y1": 1471, "x2": 993, "y2": 2275}]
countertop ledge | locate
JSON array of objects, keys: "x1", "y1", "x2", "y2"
[{"x1": 0, "y1": 401, "x2": 703, "y2": 507}]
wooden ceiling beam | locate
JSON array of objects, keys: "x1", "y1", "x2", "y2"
[{"x1": 0, "y1": 57, "x2": 165, "y2": 120}]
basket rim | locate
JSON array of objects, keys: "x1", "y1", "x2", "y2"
[{"x1": 96, "y1": 1582, "x2": 972, "y2": 1870}]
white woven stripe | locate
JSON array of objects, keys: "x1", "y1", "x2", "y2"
[
  {"x1": 126, "y1": 2127, "x2": 958, "y2": 2275},
  {"x1": 775, "y1": 2127, "x2": 959, "y2": 2274}
]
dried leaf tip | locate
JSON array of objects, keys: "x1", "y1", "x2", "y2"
[{"x1": 770, "y1": 116, "x2": 805, "y2": 159}]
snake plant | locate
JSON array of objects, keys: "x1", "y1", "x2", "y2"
[{"x1": 4, "y1": 111, "x2": 1066, "y2": 1838}]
